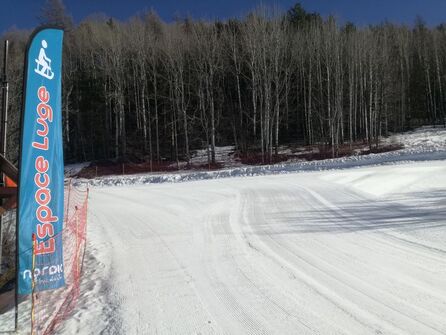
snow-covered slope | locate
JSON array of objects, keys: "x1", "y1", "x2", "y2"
[
  {"x1": 85, "y1": 127, "x2": 446, "y2": 188},
  {"x1": 384, "y1": 126, "x2": 446, "y2": 151},
  {"x1": 58, "y1": 156, "x2": 446, "y2": 335},
  {"x1": 54, "y1": 127, "x2": 446, "y2": 335}
]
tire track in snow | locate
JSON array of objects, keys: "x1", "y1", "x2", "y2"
[
  {"x1": 240, "y1": 189, "x2": 403, "y2": 335},
  {"x1": 240, "y1": 184, "x2": 446, "y2": 334}
]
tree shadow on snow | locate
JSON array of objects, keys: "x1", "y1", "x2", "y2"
[{"x1": 253, "y1": 190, "x2": 446, "y2": 237}]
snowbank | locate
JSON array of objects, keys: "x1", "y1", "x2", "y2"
[
  {"x1": 384, "y1": 126, "x2": 446, "y2": 151},
  {"x1": 79, "y1": 127, "x2": 446, "y2": 188}
]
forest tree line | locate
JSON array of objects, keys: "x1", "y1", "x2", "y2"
[{"x1": 1, "y1": 2, "x2": 446, "y2": 165}]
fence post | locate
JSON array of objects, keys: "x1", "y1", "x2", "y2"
[
  {"x1": 65, "y1": 180, "x2": 72, "y2": 222},
  {"x1": 75, "y1": 206, "x2": 79, "y2": 277}
]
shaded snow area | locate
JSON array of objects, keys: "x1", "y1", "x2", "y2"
[
  {"x1": 384, "y1": 126, "x2": 446, "y2": 151},
  {"x1": 64, "y1": 126, "x2": 446, "y2": 183},
  {"x1": 65, "y1": 162, "x2": 90, "y2": 178},
  {"x1": 188, "y1": 146, "x2": 240, "y2": 167},
  {"x1": 83, "y1": 126, "x2": 446, "y2": 187},
  {"x1": 60, "y1": 157, "x2": 446, "y2": 335}
]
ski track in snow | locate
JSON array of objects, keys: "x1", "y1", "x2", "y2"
[{"x1": 63, "y1": 156, "x2": 446, "y2": 335}]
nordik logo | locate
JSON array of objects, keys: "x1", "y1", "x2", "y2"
[{"x1": 22, "y1": 264, "x2": 63, "y2": 280}]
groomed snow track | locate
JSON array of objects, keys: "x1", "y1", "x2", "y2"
[{"x1": 63, "y1": 158, "x2": 446, "y2": 335}]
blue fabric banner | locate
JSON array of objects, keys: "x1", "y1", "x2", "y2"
[{"x1": 18, "y1": 28, "x2": 65, "y2": 294}]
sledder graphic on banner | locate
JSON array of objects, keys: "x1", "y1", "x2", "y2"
[
  {"x1": 18, "y1": 28, "x2": 64, "y2": 295},
  {"x1": 34, "y1": 40, "x2": 54, "y2": 80}
]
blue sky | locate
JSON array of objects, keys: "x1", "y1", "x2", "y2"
[{"x1": 1, "y1": 0, "x2": 446, "y2": 33}]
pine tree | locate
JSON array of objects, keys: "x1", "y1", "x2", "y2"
[{"x1": 38, "y1": 0, "x2": 73, "y2": 29}]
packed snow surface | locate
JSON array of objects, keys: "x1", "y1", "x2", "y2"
[
  {"x1": 60, "y1": 158, "x2": 446, "y2": 335},
  {"x1": 56, "y1": 127, "x2": 446, "y2": 334}
]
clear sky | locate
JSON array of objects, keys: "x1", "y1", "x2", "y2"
[{"x1": 2, "y1": 0, "x2": 446, "y2": 34}]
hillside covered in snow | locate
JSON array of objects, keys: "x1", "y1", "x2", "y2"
[
  {"x1": 82, "y1": 126, "x2": 446, "y2": 187},
  {"x1": 53, "y1": 126, "x2": 446, "y2": 335}
]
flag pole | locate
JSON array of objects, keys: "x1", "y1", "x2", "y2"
[
  {"x1": 1, "y1": 39, "x2": 9, "y2": 276},
  {"x1": 1, "y1": 40, "x2": 9, "y2": 161},
  {"x1": 0, "y1": 39, "x2": 15, "y2": 333}
]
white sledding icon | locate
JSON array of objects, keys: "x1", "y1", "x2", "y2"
[{"x1": 35, "y1": 40, "x2": 54, "y2": 80}]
